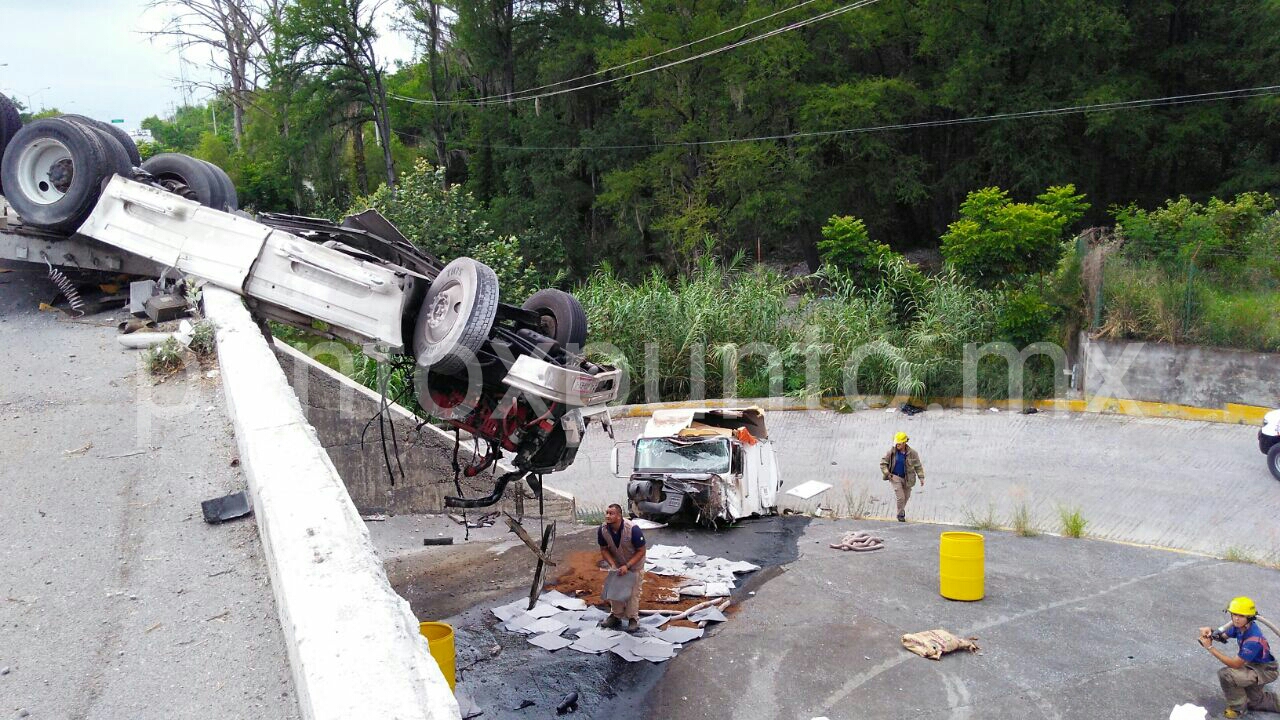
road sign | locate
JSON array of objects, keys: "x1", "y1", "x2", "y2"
[{"x1": 110, "y1": 119, "x2": 124, "y2": 124}]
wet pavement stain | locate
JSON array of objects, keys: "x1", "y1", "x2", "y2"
[{"x1": 443, "y1": 515, "x2": 810, "y2": 719}]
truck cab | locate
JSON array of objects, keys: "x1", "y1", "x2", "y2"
[{"x1": 614, "y1": 407, "x2": 781, "y2": 527}]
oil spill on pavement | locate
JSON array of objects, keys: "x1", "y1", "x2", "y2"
[{"x1": 446, "y1": 515, "x2": 810, "y2": 719}]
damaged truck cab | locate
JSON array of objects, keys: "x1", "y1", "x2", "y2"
[{"x1": 612, "y1": 408, "x2": 782, "y2": 526}]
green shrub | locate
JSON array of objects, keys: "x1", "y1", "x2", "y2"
[
  {"x1": 144, "y1": 338, "x2": 187, "y2": 375},
  {"x1": 941, "y1": 185, "x2": 1089, "y2": 287},
  {"x1": 189, "y1": 320, "x2": 217, "y2": 358},
  {"x1": 996, "y1": 286, "x2": 1059, "y2": 347},
  {"x1": 1115, "y1": 193, "x2": 1275, "y2": 274},
  {"x1": 1058, "y1": 506, "x2": 1088, "y2": 538},
  {"x1": 817, "y1": 215, "x2": 897, "y2": 288}
]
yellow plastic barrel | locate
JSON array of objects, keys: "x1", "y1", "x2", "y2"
[
  {"x1": 419, "y1": 621, "x2": 456, "y2": 691},
  {"x1": 939, "y1": 531, "x2": 985, "y2": 601}
]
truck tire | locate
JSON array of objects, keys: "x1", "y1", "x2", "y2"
[
  {"x1": 522, "y1": 289, "x2": 588, "y2": 348},
  {"x1": 413, "y1": 257, "x2": 499, "y2": 375},
  {"x1": 0, "y1": 93, "x2": 23, "y2": 194},
  {"x1": 61, "y1": 115, "x2": 141, "y2": 167},
  {"x1": 0, "y1": 117, "x2": 120, "y2": 232},
  {"x1": 142, "y1": 153, "x2": 227, "y2": 210},
  {"x1": 61, "y1": 117, "x2": 133, "y2": 180},
  {"x1": 1269, "y1": 444, "x2": 1280, "y2": 481},
  {"x1": 199, "y1": 159, "x2": 238, "y2": 211}
]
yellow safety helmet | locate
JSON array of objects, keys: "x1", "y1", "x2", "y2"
[
  {"x1": 894, "y1": 431, "x2": 909, "y2": 444},
  {"x1": 1227, "y1": 596, "x2": 1258, "y2": 617}
]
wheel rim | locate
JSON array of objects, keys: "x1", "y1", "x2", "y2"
[
  {"x1": 155, "y1": 175, "x2": 199, "y2": 201},
  {"x1": 16, "y1": 138, "x2": 74, "y2": 205},
  {"x1": 1273, "y1": 450, "x2": 1280, "y2": 475},
  {"x1": 422, "y1": 278, "x2": 468, "y2": 345}
]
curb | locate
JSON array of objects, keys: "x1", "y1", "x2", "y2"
[
  {"x1": 606, "y1": 396, "x2": 1270, "y2": 425},
  {"x1": 204, "y1": 287, "x2": 460, "y2": 720}
]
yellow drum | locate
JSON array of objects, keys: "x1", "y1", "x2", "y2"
[
  {"x1": 939, "y1": 532, "x2": 985, "y2": 601},
  {"x1": 419, "y1": 621, "x2": 456, "y2": 691}
]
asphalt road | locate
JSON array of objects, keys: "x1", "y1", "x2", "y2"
[
  {"x1": 0, "y1": 264, "x2": 299, "y2": 719},
  {"x1": 550, "y1": 407, "x2": 1280, "y2": 563}
]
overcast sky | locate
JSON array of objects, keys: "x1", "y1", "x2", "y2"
[{"x1": 0, "y1": 0, "x2": 415, "y2": 131}]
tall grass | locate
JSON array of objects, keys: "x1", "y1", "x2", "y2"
[
  {"x1": 1012, "y1": 503, "x2": 1039, "y2": 537},
  {"x1": 1058, "y1": 506, "x2": 1088, "y2": 538},
  {"x1": 575, "y1": 254, "x2": 1006, "y2": 403},
  {"x1": 963, "y1": 503, "x2": 999, "y2": 530}
]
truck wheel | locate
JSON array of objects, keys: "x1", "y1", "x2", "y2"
[
  {"x1": 142, "y1": 153, "x2": 227, "y2": 210},
  {"x1": 522, "y1": 289, "x2": 588, "y2": 348},
  {"x1": 1269, "y1": 444, "x2": 1280, "y2": 481},
  {"x1": 199, "y1": 160, "x2": 238, "y2": 211},
  {"x1": 413, "y1": 257, "x2": 499, "y2": 375},
  {"x1": 60, "y1": 115, "x2": 141, "y2": 167},
  {"x1": 0, "y1": 117, "x2": 120, "y2": 232},
  {"x1": 61, "y1": 117, "x2": 133, "y2": 179}
]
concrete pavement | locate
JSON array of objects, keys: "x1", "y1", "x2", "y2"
[
  {"x1": 552, "y1": 407, "x2": 1280, "y2": 562},
  {"x1": 649, "y1": 518, "x2": 1280, "y2": 719},
  {"x1": 0, "y1": 264, "x2": 299, "y2": 719}
]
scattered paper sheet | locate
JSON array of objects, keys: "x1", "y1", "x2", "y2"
[
  {"x1": 528, "y1": 632, "x2": 575, "y2": 651},
  {"x1": 527, "y1": 603, "x2": 564, "y2": 619},
  {"x1": 524, "y1": 617, "x2": 568, "y2": 635},
  {"x1": 656, "y1": 626, "x2": 704, "y2": 644},
  {"x1": 785, "y1": 481, "x2": 833, "y2": 499},
  {"x1": 689, "y1": 606, "x2": 728, "y2": 624}
]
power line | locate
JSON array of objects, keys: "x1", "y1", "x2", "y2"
[
  {"x1": 390, "y1": 0, "x2": 884, "y2": 107},
  {"x1": 390, "y1": 84, "x2": 1280, "y2": 151},
  {"x1": 416, "y1": 0, "x2": 828, "y2": 105}
]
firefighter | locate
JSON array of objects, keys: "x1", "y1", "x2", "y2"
[{"x1": 1198, "y1": 596, "x2": 1278, "y2": 718}]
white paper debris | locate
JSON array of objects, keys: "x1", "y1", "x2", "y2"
[
  {"x1": 580, "y1": 606, "x2": 608, "y2": 622},
  {"x1": 504, "y1": 612, "x2": 539, "y2": 633},
  {"x1": 1168, "y1": 705, "x2": 1207, "y2": 720},
  {"x1": 785, "y1": 481, "x2": 833, "y2": 500},
  {"x1": 688, "y1": 606, "x2": 728, "y2": 624},
  {"x1": 528, "y1": 632, "x2": 575, "y2": 651},
  {"x1": 656, "y1": 626, "x2": 704, "y2": 644},
  {"x1": 631, "y1": 638, "x2": 678, "y2": 661},
  {"x1": 526, "y1": 603, "x2": 564, "y2": 619},
  {"x1": 523, "y1": 617, "x2": 568, "y2": 635}
]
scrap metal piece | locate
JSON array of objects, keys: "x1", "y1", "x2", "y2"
[
  {"x1": 504, "y1": 514, "x2": 556, "y2": 567},
  {"x1": 201, "y1": 491, "x2": 251, "y2": 523},
  {"x1": 526, "y1": 521, "x2": 556, "y2": 610}
]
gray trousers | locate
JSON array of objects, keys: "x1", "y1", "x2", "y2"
[
  {"x1": 889, "y1": 476, "x2": 912, "y2": 515},
  {"x1": 1219, "y1": 661, "x2": 1279, "y2": 711}
]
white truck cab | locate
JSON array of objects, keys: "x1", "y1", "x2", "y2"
[{"x1": 613, "y1": 407, "x2": 781, "y2": 527}]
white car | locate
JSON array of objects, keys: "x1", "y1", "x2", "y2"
[{"x1": 1260, "y1": 409, "x2": 1280, "y2": 480}]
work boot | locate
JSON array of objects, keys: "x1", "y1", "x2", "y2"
[
  {"x1": 599, "y1": 614, "x2": 621, "y2": 630},
  {"x1": 626, "y1": 618, "x2": 640, "y2": 633},
  {"x1": 897, "y1": 513, "x2": 906, "y2": 523},
  {"x1": 1224, "y1": 707, "x2": 1247, "y2": 718}
]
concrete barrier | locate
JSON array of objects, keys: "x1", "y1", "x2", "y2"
[{"x1": 204, "y1": 287, "x2": 460, "y2": 720}]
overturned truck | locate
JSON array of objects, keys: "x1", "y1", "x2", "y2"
[
  {"x1": 614, "y1": 407, "x2": 782, "y2": 527},
  {"x1": 0, "y1": 111, "x2": 620, "y2": 508}
]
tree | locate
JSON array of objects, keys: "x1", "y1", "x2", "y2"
[
  {"x1": 145, "y1": 0, "x2": 276, "y2": 147},
  {"x1": 940, "y1": 185, "x2": 1088, "y2": 286},
  {"x1": 278, "y1": 0, "x2": 398, "y2": 189}
]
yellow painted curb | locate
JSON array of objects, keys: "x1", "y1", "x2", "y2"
[{"x1": 608, "y1": 396, "x2": 1271, "y2": 426}]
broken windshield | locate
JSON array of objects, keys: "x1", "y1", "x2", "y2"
[{"x1": 634, "y1": 437, "x2": 730, "y2": 473}]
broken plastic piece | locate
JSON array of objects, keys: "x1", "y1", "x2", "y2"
[
  {"x1": 785, "y1": 481, "x2": 832, "y2": 500},
  {"x1": 201, "y1": 491, "x2": 251, "y2": 524}
]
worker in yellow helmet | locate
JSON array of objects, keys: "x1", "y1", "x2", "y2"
[
  {"x1": 879, "y1": 431, "x2": 925, "y2": 522},
  {"x1": 1198, "y1": 596, "x2": 1278, "y2": 717}
]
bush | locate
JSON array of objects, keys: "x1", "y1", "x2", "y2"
[
  {"x1": 350, "y1": 158, "x2": 557, "y2": 302},
  {"x1": 941, "y1": 185, "x2": 1089, "y2": 286},
  {"x1": 817, "y1": 215, "x2": 897, "y2": 288},
  {"x1": 1115, "y1": 192, "x2": 1276, "y2": 274}
]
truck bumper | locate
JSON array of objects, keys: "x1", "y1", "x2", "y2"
[{"x1": 1260, "y1": 431, "x2": 1279, "y2": 455}]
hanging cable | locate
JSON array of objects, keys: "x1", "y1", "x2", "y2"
[
  {"x1": 391, "y1": 83, "x2": 1280, "y2": 151},
  {"x1": 390, "y1": 0, "x2": 885, "y2": 107},
  {"x1": 405, "y1": 0, "x2": 828, "y2": 105}
]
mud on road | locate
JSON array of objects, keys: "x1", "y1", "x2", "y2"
[{"x1": 390, "y1": 515, "x2": 809, "y2": 719}]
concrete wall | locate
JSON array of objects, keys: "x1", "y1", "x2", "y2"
[
  {"x1": 1082, "y1": 334, "x2": 1280, "y2": 409},
  {"x1": 273, "y1": 342, "x2": 575, "y2": 520}
]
